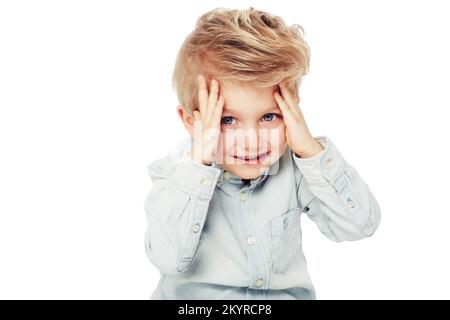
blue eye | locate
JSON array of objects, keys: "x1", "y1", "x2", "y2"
[
  {"x1": 221, "y1": 116, "x2": 235, "y2": 125},
  {"x1": 262, "y1": 113, "x2": 278, "y2": 122}
]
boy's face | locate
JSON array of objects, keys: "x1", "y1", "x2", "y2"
[{"x1": 213, "y1": 81, "x2": 287, "y2": 180}]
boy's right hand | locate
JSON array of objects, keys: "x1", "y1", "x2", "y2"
[{"x1": 190, "y1": 75, "x2": 225, "y2": 166}]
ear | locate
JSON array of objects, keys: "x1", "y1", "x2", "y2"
[{"x1": 176, "y1": 105, "x2": 195, "y2": 138}]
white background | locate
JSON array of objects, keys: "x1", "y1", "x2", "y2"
[{"x1": 1, "y1": 0, "x2": 449, "y2": 299}]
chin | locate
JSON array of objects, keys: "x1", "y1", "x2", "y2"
[{"x1": 228, "y1": 166, "x2": 266, "y2": 180}]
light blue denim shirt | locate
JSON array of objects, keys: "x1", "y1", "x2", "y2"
[{"x1": 144, "y1": 136, "x2": 381, "y2": 300}]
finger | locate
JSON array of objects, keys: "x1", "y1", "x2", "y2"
[
  {"x1": 278, "y1": 82, "x2": 295, "y2": 109},
  {"x1": 274, "y1": 91, "x2": 294, "y2": 120},
  {"x1": 211, "y1": 95, "x2": 225, "y2": 127},
  {"x1": 279, "y1": 82, "x2": 303, "y2": 119},
  {"x1": 192, "y1": 111, "x2": 203, "y2": 155},
  {"x1": 206, "y1": 79, "x2": 219, "y2": 121},
  {"x1": 192, "y1": 110, "x2": 202, "y2": 136},
  {"x1": 193, "y1": 110, "x2": 200, "y2": 122},
  {"x1": 197, "y1": 74, "x2": 208, "y2": 115}
]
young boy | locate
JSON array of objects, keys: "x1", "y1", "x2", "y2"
[{"x1": 144, "y1": 7, "x2": 381, "y2": 300}]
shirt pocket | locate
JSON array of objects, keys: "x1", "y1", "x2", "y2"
[{"x1": 268, "y1": 207, "x2": 302, "y2": 274}]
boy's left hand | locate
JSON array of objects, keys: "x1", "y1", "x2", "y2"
[{"x1": 274, "y1": 82, "x2": 324, "y2": 158}]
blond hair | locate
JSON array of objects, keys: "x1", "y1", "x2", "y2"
[{"x1": 172, "y1": 7, "x2": 311, "y2": 115}]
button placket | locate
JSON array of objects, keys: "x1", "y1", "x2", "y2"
[{"x1": 236, "y1": 188, "x2": 266, "y2": 290}]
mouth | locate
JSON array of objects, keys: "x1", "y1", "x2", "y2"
[{"x1": 231, "y1": 151, "x2": 270, "y2": 165}]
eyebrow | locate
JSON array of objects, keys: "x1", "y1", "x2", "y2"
[{"x1": 222, "y1": 106, "x2": 280, "y2": 116}]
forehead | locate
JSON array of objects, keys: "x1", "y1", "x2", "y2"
[{"x1": 220, "y1": 81, "x2": 279, "y2": 115}]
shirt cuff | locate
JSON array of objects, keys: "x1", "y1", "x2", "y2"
[
  {"x1": 171, "y1": 157, "x2": 221, "y2": 200},
  {"x1": 292, "y1": 136, "x2": 347, "y2": 188}
]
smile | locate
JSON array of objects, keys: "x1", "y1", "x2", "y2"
[{"x1": 232, "y1": 152, "x2": 270, "y2": 164}]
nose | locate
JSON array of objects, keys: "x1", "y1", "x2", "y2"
[
  {"x1": 241, "y1": 126, "x2": 258, "y2": 153},
  {"x1": 237, "y1": 124, "x2": 269, "y2": 155}
]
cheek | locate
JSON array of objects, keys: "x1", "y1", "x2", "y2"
[
  {"x1": 266, "y1": 122, "x2": 286, "y2": 148},
  {"x1": 278, "y1": 126, "x2": 287, "y2": 146},
  {"x1": 218, "y1": 130, "x2": 240, "y2": 156},
  {"x1": 217, "y1": 134, "x2": 225, "y2": 154},
  {"x1": 217, "y1": 133, "x2": 231, "y2": 158}
]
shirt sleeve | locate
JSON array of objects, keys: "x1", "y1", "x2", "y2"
[
  {"x1": 144, "y1": 156, "x2": 221, "y2": 274},
  {"x1": 293, "y1": 136, "x2": 381, "y2": 242}
]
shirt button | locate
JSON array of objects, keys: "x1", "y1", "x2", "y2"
[
  {"x1": 200, "y1": 178, "x2": 210, "y2": 188},
  {"x1": 223, "y1": 172, "x2": 231, "y2": 180},
  {"x1": 255, "y1": 278, "x2": 264, "y2": 287},
  {"x1": 347, "y1": 198, "x2": 356, "y2": 208},
  {"x1": 325, "y1": 158, "x2": 333, "y2": 169},
  {"x1": 192, "y1": 223, "x2": 200, "y2": 233},
  {"x1": 247, "y1": 236, "x2": 256, "y2": 246},
  {"x1": 239, "y1": 192, "x2": 247, "y2": 202}
]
